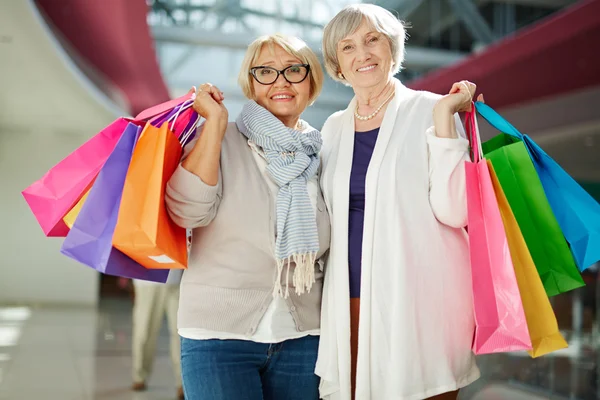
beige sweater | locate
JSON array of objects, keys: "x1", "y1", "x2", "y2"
[{"x1": 165, "y1": 122, "x2": 331, "y2": 336}]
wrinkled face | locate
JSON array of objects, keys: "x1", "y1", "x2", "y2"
[
  {"x1": 336, "y1": 20, "x2": 394, "y2": 89},
  {"x1": 251, "y1": 44, "x2": 311, "y2": 127}
]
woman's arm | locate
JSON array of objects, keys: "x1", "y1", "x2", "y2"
[
  {"x1": 427, "y1": 114, "x2": 469, "y2": 228},
  {"x1": 427, "y1": 81, "x2": 478, "y2": 228},
  {"x1": 165, "y1": 83, "x2": 228, "y2": 229}
]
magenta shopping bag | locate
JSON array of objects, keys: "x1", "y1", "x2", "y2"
[
  {"x1": 60, "y1": 123, "x2": 169, "y2": 282},
  {"x1": 22, "y1": 92, "x2": 196, "y2": 237},
  {"x1": 465, "y1": 108, "x2": 532, "y2": 355},
  {"x1": 22, "y1": 119, "x2": 131, "y2": 236}
]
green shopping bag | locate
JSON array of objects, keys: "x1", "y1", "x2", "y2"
[{"x1": 482, "y1": 133, "x2": 584, "y2": 296}]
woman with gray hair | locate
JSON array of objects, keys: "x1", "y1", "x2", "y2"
[
  {"x1": 316, "y1": 4, "x2": 483, "y2": 400},
  {"x1": 165, "y1": 33, "x2": 330, "y2": 399}
]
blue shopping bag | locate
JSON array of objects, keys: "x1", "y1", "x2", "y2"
[{"x1": 475, "y1": 102, "x2": 600, "y2": 271}]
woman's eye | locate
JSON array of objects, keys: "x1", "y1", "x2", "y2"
[
  {"x1": 368, "y1": 36, "x2": 378, "y2": 43},
  {"x1": 343, "y1": 45, "x2": 353, "y2": 51}
]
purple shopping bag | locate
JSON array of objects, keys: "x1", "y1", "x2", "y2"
[{"x1": 60, "y1": 122, "x2": 169, "y2": 282}]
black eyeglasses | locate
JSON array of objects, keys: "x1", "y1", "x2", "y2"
[{"x1": 250, "y1": 64, "x2": 310, "y2": 85}]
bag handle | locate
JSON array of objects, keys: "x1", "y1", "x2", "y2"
[
  {"x1": 151, "y1": 104, "x2": 181, "y2": 127},
  {"x1": 170, "y1": 107, "x2": 201, "y2": 146},
  {"x1": 169, "y1": 99, "x2": 195, "y2": 131},
  {"x1": 151, "y1": 97, "x2": 196, "y2": 128},
  {"x1": 134, "y1": 87, "x2": 196, "y2": 122},
  {"x1": 180, "y1": 114, "x2": 198, "y2": 141},
  {"x1": 474, "y1": 101, "x2": 523, "y2": 139},
  {"x1": 180, "y1": 115, "x2": 201, "y2": 147},
  {"x1": 465, "y1": 104, "x2": 483, "y2": 162},
  {"x1": 172, "y1": 108, "x2": 196, "y2": 140}
]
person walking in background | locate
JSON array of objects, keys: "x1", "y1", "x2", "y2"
[{"x1": 120, "y1": 270, "x2": 184, "y2": 400}]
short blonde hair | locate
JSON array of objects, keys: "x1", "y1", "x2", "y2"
[
  {"x1": 322, "y1": 4, "x2": 407, "y2": 84},
  {"x1": 238, "y1": 34, "x2": 324, "y2": 105}
]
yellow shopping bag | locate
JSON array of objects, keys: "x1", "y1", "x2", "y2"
[
  {"x1": 63, "y1": 190, "x2": 90, "y2": 229},
  {"x1": 488, "y1": 160, "x2": 568, "y2": 357}
]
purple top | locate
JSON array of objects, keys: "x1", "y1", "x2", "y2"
[{"x1": 348, "y1": 128, "x2": 379, "y2": 298}]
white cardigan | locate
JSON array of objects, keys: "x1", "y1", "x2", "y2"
[{"x1": 316, "y1": 79, "x2": 480, "y2": 400}]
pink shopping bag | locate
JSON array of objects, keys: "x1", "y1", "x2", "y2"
[
  {"x1": 22, "y1": 119, "x2": 131, "y2": 236},
  {"x1": 22, "y1": 90, "x2": 196, "y2": 237},
  {"x1": 465, "y1": 107, "x2": 532, "y2": 354}
]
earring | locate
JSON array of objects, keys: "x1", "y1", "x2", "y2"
[{"x1": 337, "y1": 72, "x2": 344, "y2": 80}]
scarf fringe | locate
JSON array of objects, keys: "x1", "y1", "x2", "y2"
[{"x1": 272, "y1": 252, "x2": 318, "y2": 298}]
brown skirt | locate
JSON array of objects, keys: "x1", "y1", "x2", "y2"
[{"x1": 350, "y1": 298, "x2": 360, "y2": 398}]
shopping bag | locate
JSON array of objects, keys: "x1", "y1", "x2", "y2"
[
  {"x1": 465, "y1": 109, "x2": 532, "y2": 355},
  {"x1": 63, "y1": 191, "x2": 90, "y2": 229},
  {"x1": 59, "y1": 123, "x2": 169, "y2": 282},
  {"x1": 136, "y1": 89, "x2": 195, "y2": 122},
  {"x1": 479, "y1": 117, "x2": 584, "y2": 296},
  {"x1": 61, "y1": 101, "x2": 198, "y2": 232},
  {"x1": 488, "y1": 160, "x2": 568, "y2": 357},
  {"x1": 476, "y1": 102, "x2": 600, "y2": 271},
  {"x1": 23, "y1": 92, "x2": 196, "y2": 237},
  {"x1": 22, "y1": 119, "x2": 130, "y2": 236},
  {"x1": 112, "y1": 121, "x2": 188, "y2": 270}
]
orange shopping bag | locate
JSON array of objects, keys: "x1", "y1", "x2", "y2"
[{"x1": 112, "y1": 122, "x2": 188, "y2": 269}]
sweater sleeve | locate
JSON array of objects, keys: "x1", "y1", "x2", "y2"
[
  {"x1": 427, "y1": 113, "x2": 470, "y2": 228},
  {"x1": 165, "y1": 136, "x2": 223, "y2": 229}
]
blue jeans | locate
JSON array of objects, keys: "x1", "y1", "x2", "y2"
[{"x1": 180, "y1": 335, "x2": 320, "y2": 400}]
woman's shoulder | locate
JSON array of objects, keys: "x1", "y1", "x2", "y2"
[
  {"x1": 397, "y1": 88, "x2": 445, "y2": 118},
  {"x1": 321, "y1": 110, "x2": 346, "y2": 133},
  {"x1": 406, "y1": 87, "x2": 443, "y2": 104},
  {"x1": 210, "y1": 121, "x2": 249, "y2": 155},
  {"x1": 226, "y1": 121, "x2": 241, "y2": 134},
  {"x1": 222, "y1": 121, "x2": 245, "y2": 142}
]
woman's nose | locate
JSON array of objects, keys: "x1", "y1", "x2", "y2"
[{"x1": 273, "y1": 72, "x2": 291, "y2": 87}]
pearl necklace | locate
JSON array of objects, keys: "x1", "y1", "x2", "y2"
[{"x1": 354, "y1": 90, "x2": 395, "y2": 121}]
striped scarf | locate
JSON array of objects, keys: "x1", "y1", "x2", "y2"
[{"x1": 236, "y1": 101, "x2": 322, "y2": 297}]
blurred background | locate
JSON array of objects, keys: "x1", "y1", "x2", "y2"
[{"x1": 0, "y1": 0, "x2": 598, "y2": 399}]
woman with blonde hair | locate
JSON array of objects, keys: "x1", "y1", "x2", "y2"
[
  {"x1": 165, "y1": 34, "x2": 330, "y2": 399},
  {"x1": 316, "y1": 4, "x2": 483, "y2": 400}
]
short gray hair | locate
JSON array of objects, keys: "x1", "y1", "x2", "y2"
[
  {"x1": 322, "y1": 4, "x2": 407, "y2": 84},
  {"x1": 238, "y1": 34, "x2": 324, "y2": 105}
]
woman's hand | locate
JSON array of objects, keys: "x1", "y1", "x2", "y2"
[
  {"x1": 193, "y1": 83, "x2": 228, "y2": 123},
  {"x1": 182, "y1": 84, "x2": 229, "y2": 186},
  {"x1": 432, "y1": 81, "x2": 482, "y2": 139},
  {"x1": 434, "y1": 80, "x2": 477, "y2": 116}
]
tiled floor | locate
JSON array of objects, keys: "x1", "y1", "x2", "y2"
[
  {"x1": 0, "y1": 301, "x2": 180, "y2": 400},
  {"x1": 0, "y1": 297, "x2": 598, "y2": 400}
]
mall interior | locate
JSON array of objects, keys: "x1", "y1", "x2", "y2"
[{"x1": 0, "y1": 0, "x2": 599, "y2": 399}]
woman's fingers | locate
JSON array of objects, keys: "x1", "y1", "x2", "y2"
[
  {"x1": 197, "y1": 83, "x2": 225, "y2": 103},
  {"x1": 449, "y1": 82, "x2": 462, "y2": 94}
]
